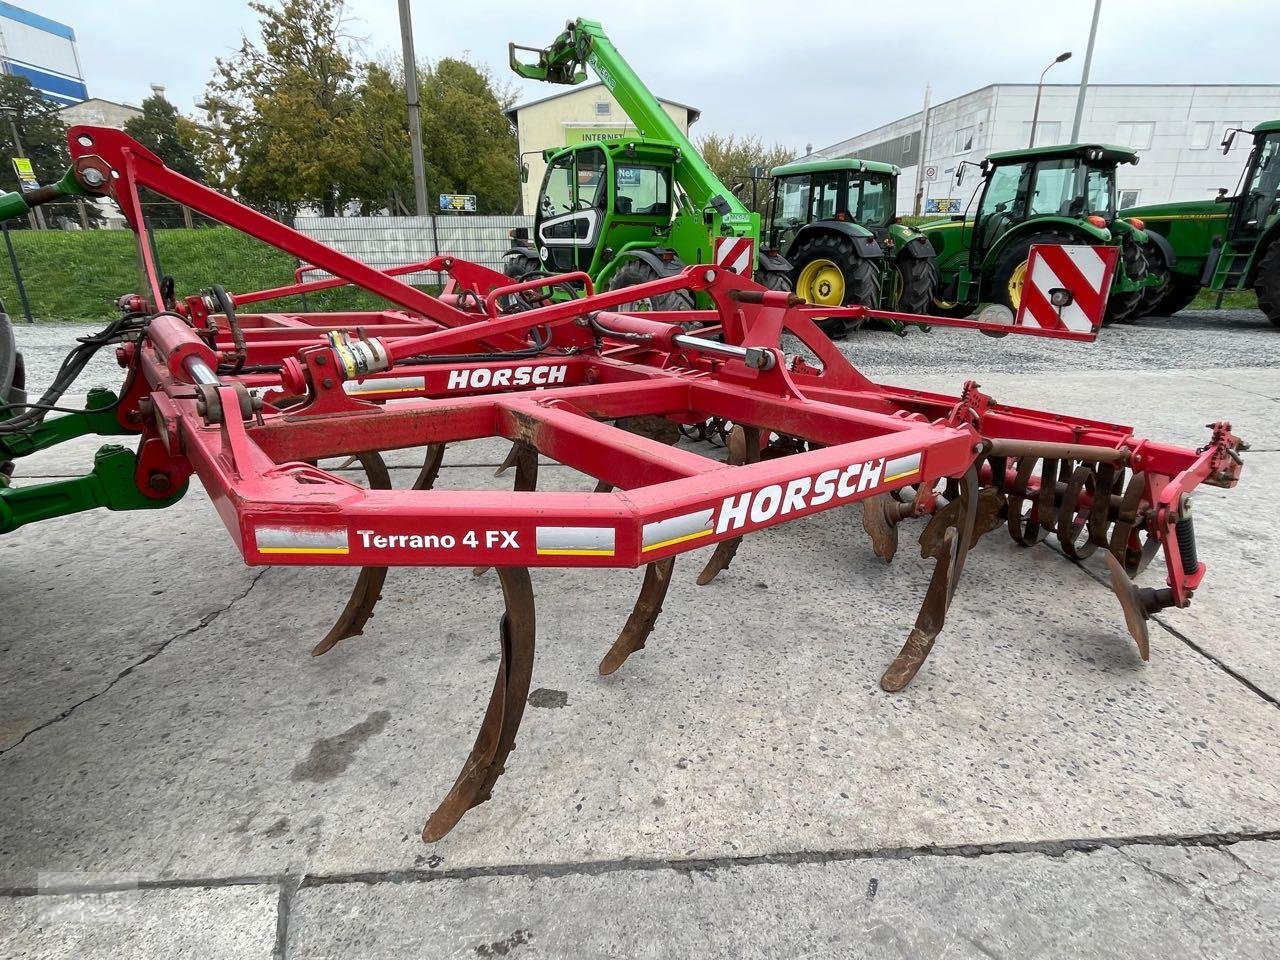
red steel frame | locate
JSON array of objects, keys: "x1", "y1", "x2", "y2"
[{"x1": 55, "y1": 127, "x2": 1245, "y2": 840}]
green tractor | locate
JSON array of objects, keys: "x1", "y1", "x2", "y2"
[
  {"x1": 765, "y1": 158, "x2": 939, "y2": 319},
  {"x1": 920, "y1": 143, "x2": 1157, "y2": 323},
  {"x1": 1123, "y1": 120, "x2": 1280, "y2": 325},
  {"x1": 504, "y1": 19, "x2": 791, "y2": 309}
]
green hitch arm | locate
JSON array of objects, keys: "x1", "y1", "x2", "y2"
[
  {"x1": 0, "y1": 167, "x2": 89, "y2": 223},
  {"x1": 0, "y1": 443, "x2": 186, "y2": 535},
  {"x1": 0, "y1": 387, "x2": 136, "y2": 464}
]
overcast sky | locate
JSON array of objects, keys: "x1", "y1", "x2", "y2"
[{"x1": 36, "y1": 0, "x2": 1280, "y2": 151}]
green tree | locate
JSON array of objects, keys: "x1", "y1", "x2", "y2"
[
  {"x1": 347, "y1": 61, "x2": 413, "y2": 215},
  {"x1": 0, "y1": 75, "x2": 68, "y2": 186},
  {"x1": 697, "y1": 132, "x2": 796, "y2": 215},
  {"x1": 124, "y1": 93, "x2": 208, "y2": 227},
  {"x1": 124, "y1": 93, "x2": 206, "y2": 183},
  {"x1": 419, "y1": 58, "x2": 519, "y2": 215},
  {"x1": 203, "y1": 0, "x2": 363, "y2": 217}
]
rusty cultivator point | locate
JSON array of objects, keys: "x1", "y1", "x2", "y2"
[{"x1": 0, "y1": 129, "x2": 1247, "y2": 841}]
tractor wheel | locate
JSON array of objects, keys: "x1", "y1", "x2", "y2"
[
  {"x1": 1254, "y1": 242, "x2": 1280, "y2": 328},
  {"x1": 791, "y1": 233, "x2": 881, "y2": 308},
  {"x1": 1105, "y1": 238, "x2": 1148, "y2": 325},
  {"x1": 759, "y1": 269, "x2": 793, "y2": 293},
  {"x1": 889, "y1": 256, "x2": 939, "y2": 315},
  {"x1": 497, "y1": 252, "x2": 543, "y2": 311},
  {"x1": 607, "y1": 258, "x2": 695, "y2": 312},
  {"x1": 988, "y1": 229, "x2": 1074, "y2": 315},
  {"x1": 1153, "y1": 274, "x2": 1202, "y2": 318},
  {"x1": 502, "y1": 251, "x2": 540, "y2": 281},
  {"x1": 1133, "y1": 241, "x2": 1172, "y2": 321},
  {"x1": 791, "y1": 233, "x2": 880, "y2": 340}
]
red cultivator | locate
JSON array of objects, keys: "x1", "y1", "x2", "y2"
[{"x1": 3, "y1": 129, "x2": 1246, "y2": 841}]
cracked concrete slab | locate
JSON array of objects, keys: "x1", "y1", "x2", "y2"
[
  {"x1": 0, "y1": 488, "x2": 259, "y2": 750},
  {"x1": 284, "y1": 840, "x2": 1280, "y2": 959},
  {"x1": 0, "y1": 883, "x2": 278, "y2": 960},
  {"x1": 1, "y1": 467, "x2": 1278, "y2": 890}
]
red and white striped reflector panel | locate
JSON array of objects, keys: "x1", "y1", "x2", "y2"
[
  {"x1": 714, "y1": 236, "x2": 754, "y2": 278},
  {"x1": 1015, "y1": 244, "x2": 1120, "y2": 334}
]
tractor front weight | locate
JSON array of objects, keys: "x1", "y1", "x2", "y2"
[{"x1": 0, "y1": 127, "x2": 1247, "y2": 842}]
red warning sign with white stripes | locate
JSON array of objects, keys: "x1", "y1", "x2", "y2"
[
  {"x1": 714, "y1": 236, "x2": 754, "y2": 277},
  {"x1": 1015, "y1": 244, "x2": 1119, "y2": 334}
]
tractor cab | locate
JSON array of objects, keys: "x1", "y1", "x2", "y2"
[
  {"x1": 1227, "y1": 122, "x2": 1280, "y2": 244},
  {"x1": 765, "y1": 158, "x2": 938, "y2": 315},
  {"x1": 767, "y1": 158, "x2": 898, "y2": 253},
  {"x1": 527, "y1": 138, "x2": 681, "y2": 279},
  {"x1": 923, "y1": 143, "x2": 1149, "y2": 314},
  {"x1": 964, "y1": 143, "x2": 1133, "y2": 266}
]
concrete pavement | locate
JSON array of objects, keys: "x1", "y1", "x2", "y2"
[{"x1": 2, "y1": 313, "x2": 1279, "y2": 958}]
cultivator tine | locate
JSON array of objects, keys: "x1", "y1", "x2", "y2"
[
  {"x1": 599, "y1": 556, "x2": 675, "y2": 675},
  {"x1": 411, "y1": 443, "x2": 447, "y2": 491},
  {"x1": 312, "y1": 567, "x2": 388, "y2": 656},
  {"x1": 493, "y1": 441, "x2": 522, "y2": 478},
  {"x1": 696, "y1": 425, "x2": 760, "y2": 585},
  {"x1": 477, "y1": 444, "x2": 538, "y2": 577},
  {"x1": 313, "y1": 451, "x2": 392, "y2": 656},
  {"x1": 1104, "y1": 552, "x2": 1153, "y2": 661},
  {"x1": 880, "y1": 467, "x2": 979, "y2": 692},
  {"x1": 860, "y1": 495, "x2": 914, "y2": 563},
  {"x1": 423, "y1": 566, "x2": 536, "y2": 842}
]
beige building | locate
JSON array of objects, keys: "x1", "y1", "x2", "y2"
[
  {"x1": 505, "y1": 81, "x2": 700, "y2": 214},
  {"x1": 58, "y1": 97, "x2": 142, "y2": 130}
]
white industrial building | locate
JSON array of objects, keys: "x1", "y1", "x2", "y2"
[
  {"x1": 809, "y1": 84, "x2": 1280, "y2": 215},
  {"x1": 0, "y1": 3, "x2": 87, "y2": 104}
]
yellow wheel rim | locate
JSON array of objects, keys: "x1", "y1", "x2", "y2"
[
  {"x1": 797, "y1": 259, "x2": 846, "y2": 307},
  {"x1": 1007, "y1": 260, "x2": 1029, "y2": 310}
]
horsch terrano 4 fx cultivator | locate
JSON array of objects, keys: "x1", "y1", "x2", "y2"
[{"x1": 0, "y1": 128, "x2": 1247, "y2": 841}]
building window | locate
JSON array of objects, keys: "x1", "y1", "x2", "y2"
[
  {"x1": 954, "y1": 126, "x2": 974, "y2": 154},
  {"x1": 1116, "y1": 121, "x2": 1155, "y2": 150},
  {"x1": 1189, "y1": 121, "x2": 1214, "y2": 150},
  {"x1": 1119, "y1": 189, "x2": 1141, "y2": 210},
  {"x1": 594, "y1": 101, "x2": 611, "y2": 116},
  {"x1": 1019, "y1": 121, "x2": 1061, "y2": 146}
]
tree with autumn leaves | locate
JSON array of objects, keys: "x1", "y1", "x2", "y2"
[{"x1": 202, "y1": 0, "x2": 519, "y2": 217}]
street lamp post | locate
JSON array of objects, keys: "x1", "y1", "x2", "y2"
[{"x1": 1029, "y1": 51, "x2": 1073, "y2": 148}]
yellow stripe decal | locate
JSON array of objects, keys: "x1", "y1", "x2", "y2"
[
  {"x1": 258, "y1": 546, "x2": 351, "y2": 555},
  {"x1": 642, "y1": 528, "x2": 714, "y2": 552},
  {"x1": 884, "y1": 467, "x2": 921, "y2": 484},
  {"x1": 536, "y1": 547, "x2": 617, "y2": 557}
]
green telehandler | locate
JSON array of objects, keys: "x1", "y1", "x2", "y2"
[
  {"x1": 1123, "y1": 120, "x2": 1280, "y2": 325},
  {"x1": 766, "y1": 157, "x2": 939, "y2": 318},
  {"x1": 919, "y1": 143, "x2": 1158, "y2": 323},
  {"x1": 504, "y1": 19, "x2": 791, "y2": 310}
]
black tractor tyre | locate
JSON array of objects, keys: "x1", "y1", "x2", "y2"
[
  {"x1": 790, "y1": 233, "x2": 880, "y2": 340},
  {"x1": 759, "y1": 269, "x2": 792, "y2": 292},
  {"x1": 497, "y1": 252, "x2": 544, "y2": 311},
  {"x1": 1254, "y1": 242, "x2": 1280, "y2": 328},
  {"x1": 502, "y1": 251, "x2": 540, "y2": 280},
  {"x1": 1105, "y1": 238, "x2": 1149, "y2": 325},
  {"x1": 607, "y1": 257, "x2": 695, "y2": 312},
  {"x1": 1133, "y1": 241, "x2": 1171, "y2": 321},
  {"x1": 988, "y1": 229, "x2": 1074, "y2": 315},
  {"x1": 791, "y1": 233, "x2": 882, "y2": 308},
  {"x1": 1153, "y1": 273, "x2": 1202, "y2": 318},
  {"x1": 891, "y1": 255, "x2": 939, "y2": 316}
]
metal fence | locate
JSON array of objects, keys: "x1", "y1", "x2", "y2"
[{"x1": 0, "y1": 213, "x2": 532, "y2": 323}]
